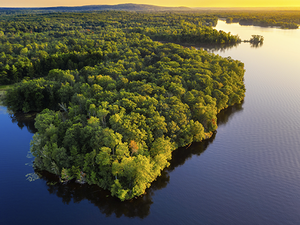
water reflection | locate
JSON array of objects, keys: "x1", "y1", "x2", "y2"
[
  {"x1": 9, "y1": 111, "x2": 37, "y2": 133},
  {"x1": 1, "y1": 100, "x2": 37, "y2": 133},
  {"x1": 168, "y1": 134, "x2": 216, "y2": 172},
  {"x1": 190, "y1": 42, "x2": 241, "y2": 52},
  {"x1": 193, "y1": 41, "x2": 263, "y2": 52},
  {"x1": 159, "y1": 40, "x2": 241, "y2": 53},
  {"x1": 250, "y1": 42, "x2": 263, "y2": 48},
  {"x1": 168, "y1": 101, "x2": 244, "y2": 171},
  {"x1": 35, "y1": 169, "x2": 163, "y2": 218},
  {"x1": 217, "y1": 101, "x2": 244, "y2": 126},
  {"x1": 30, "y1": 102, "x2": 243, "y2": 219}
]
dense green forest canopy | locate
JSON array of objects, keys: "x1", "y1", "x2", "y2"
[
  {"x1": 0, "y1": 8, "x2": 298, "y2": 85},
  {"x1": 3, "y1": 11, "x2": 245, "y2": 201},
  {"x1": 0, "y1": 11, "x2": 242, "y2": 85}
]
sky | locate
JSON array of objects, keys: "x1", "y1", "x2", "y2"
[{"x1": 1, "y1": 0, "x2": 300, "y2": 8}]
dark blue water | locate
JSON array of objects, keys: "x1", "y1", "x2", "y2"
[{"x1": 1, "y1": 21, "x2": 300, "y2": 225}]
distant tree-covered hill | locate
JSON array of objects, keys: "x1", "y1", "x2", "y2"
[{"x1": 0, "y1": 3, "x2": 191, "y2": 12}]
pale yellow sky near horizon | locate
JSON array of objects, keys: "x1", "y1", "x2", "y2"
[{"x1": 1, "y1": 0, "x2": 300, "y2": 8}]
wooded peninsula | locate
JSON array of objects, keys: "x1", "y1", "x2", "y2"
[{"x1": 1, "y1": 10, "x2": 247, "y2": 201}]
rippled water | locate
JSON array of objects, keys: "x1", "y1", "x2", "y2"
[{"x1": 1, "y1": 21, "x2": 300, "y2": 225}]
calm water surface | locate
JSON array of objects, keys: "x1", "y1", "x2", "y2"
[{"x1": 1, "y1": 21, "x2": 300, "y2": 225}]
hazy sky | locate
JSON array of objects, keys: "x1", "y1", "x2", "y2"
[{"x1": 1, "y1": 0, "x2": 300, "y2": 8}]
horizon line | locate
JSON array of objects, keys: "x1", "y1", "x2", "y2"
[{"x1": 1, "y1": 3, "x2": 300, "y2": 9}]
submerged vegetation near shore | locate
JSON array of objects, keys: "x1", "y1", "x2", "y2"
[{"x1": 3, "y1": 11, "x2": 245, "y2": 200}]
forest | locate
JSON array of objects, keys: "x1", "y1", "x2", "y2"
[
  {"x1": 2, "y1": 11, "x2": 245, "y2": 201},
  {"x1": 218, "y1": 10, "x2": 300, "y2": 29},
  {"x1": 0, "y1": 11, "x2": 242, "y2": 85}
]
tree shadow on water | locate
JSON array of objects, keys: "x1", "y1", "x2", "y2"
[
  {"x1": 217, "y1": 100, "x2": 244, "y2": 126},
  {"x1": 250, "y1": 42, "x2": 263, "y2": 48},
  {"x1": 32, "y1": 102, "x2": 244, "y2": 219},
  {"x1": 9, "y1": 111, "x2": 38, "y2": 133},
  {"x1": 35, "y1": 169, "x2": 164, "y2": 219}
]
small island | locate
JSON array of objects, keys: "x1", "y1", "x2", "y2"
[
  {"x1": 248, "y1": 35, "x2": 264, "y2": 44},
  {"x1": 242, "y1": 34, "x2": 264, "y2": 47}
]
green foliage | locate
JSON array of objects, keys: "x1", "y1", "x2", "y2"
[
  {"x1": 4, "y1": 11, "x2": 246, "y2": 201},
  {"x1": 0, "y1": 11, "x2": 241, "y2": 85},
  {"x1": 249, "y1": 35, "x2": 264, "y2": 44}
]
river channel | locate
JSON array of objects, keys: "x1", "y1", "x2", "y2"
[{"x1": 1, "y1": 20, "x2": 300, "y2": 225}]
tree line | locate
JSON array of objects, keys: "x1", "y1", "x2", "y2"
[{"x1": 218, "y1": 10, "x2": 300, "y2": 29}]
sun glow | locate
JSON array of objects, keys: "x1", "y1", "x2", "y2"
[{"x1": 1, "y1": 0, "x2": 300, "y2": 8}]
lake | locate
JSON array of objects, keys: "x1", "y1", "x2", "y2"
[{"x1": 1, "y1": 20, "x2": 300, "y2": 225}]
